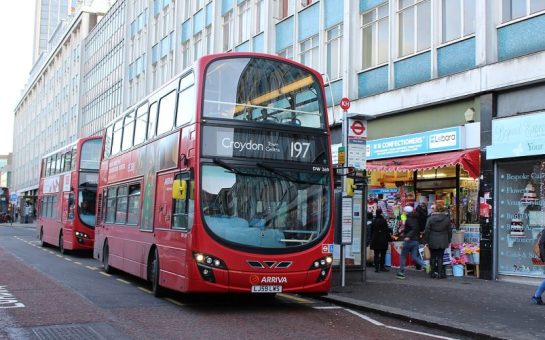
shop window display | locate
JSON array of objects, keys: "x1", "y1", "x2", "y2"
[{"x1": 497, "y1": 159, "x2": 545, "y2": 277}]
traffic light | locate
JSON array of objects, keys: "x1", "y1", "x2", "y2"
[{"x1": 345, "y1": 178, "x2": 355, "y2": 197}]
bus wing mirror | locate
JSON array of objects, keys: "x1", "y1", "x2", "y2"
[{"x1": 172, "y1": 180, "x2": 187, "y2": 200}]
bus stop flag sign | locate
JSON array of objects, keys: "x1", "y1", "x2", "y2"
[{"x1": 347, "y1": 118, "x2": 367, "y2": 170}]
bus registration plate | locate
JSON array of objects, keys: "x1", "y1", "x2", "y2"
[{"x1": 251, "y1": 285, "x2": 282, "y2": 293}]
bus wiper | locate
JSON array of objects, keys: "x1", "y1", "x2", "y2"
[
  {"x1": 213, "y1": 158, "x2": 242, "y2": 174},
  {"x1": 213, "y1": 158, "x2": 269, "y2": 179},
  {"x1": 257, "y1": 163, "x2": 324, "y2": 186},
  {"x1": 257, "y1": 163, "x2": 295, "y2": 182}
]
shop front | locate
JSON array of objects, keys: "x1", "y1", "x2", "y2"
[
  {"x1": 487, "y1": 111, "x2": 545, "y2": 278},
  {"x1": 366, "y1": 126, "x2": 481, "y2": 269}
]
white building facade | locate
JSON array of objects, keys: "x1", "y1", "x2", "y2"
[{"x1": 11, "y1": 0, "x2": 545, "y2": 279}]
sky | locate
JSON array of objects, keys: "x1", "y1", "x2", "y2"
[{"x1": 0, "y1": 2, "x2": 35, "y2": 155}]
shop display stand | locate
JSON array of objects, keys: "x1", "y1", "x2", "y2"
[{"x1": 465, "y1": 263, "x2": 480, "y2": 278}]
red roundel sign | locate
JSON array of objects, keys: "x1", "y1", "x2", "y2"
[
  {"x1": 339, "y1": 97, "x2": 351, "y2": 111},
  {"x1": 351, "y1": 120, "x2": 366, "y2": 136}
]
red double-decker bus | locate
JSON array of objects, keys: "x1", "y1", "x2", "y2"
[
  {"x1": 37, "y1": 136, "x2": 102, "y2": 253},
  {"x1": 94, "y1": 53, "x2": 334, "y2": 295}
]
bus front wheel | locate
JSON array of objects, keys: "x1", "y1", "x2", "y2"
[
  {"x1": 59, "y1": 233, "x2": 66, "y2": 254},
  {"x1": 149, "y1": 248, "x2": 164, "y2": 297}
]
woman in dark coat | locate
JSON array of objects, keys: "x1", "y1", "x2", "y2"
[
  {"x1": 370, "y1": 209, "x2": 392, "y2": 272},
  {"x1": 424, "y1": 203, "x2": 452, "y2": 278}
]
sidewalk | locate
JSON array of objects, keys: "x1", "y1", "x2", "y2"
[
  {"x1": 323, "y1": 268, "x2": 545, "y2": 340},
  {"x1": 0, "y1": 221, "x2": 37, "y2": 229}
]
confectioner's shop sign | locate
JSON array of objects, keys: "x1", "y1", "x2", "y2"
[
  {"x1": 366, "y1": 126, "x2": 464, "y2": 160},
  {"x1": 487, "y1": 111, "x2": 545, "y2": 160}
]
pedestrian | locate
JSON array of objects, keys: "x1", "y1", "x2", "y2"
[
  {"x1": 369, "y1": 208, "x2": 391, "y2": 273},
  {"x1": 424, "y1": 203, "x2": 452, "y2": 279},
  {"x1": 531, "y1": 231, "x2": 545, "y2": 304},
  {"x1": 415, "y1": 202, "x2": 428, "y2": 233},
  {"x1": 396, "y1": 206, "x2": 428, "y2": 279}
]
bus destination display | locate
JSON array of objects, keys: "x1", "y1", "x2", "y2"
[{"x1": 202, "y1": 126, "x2": 327, "y2": 164}]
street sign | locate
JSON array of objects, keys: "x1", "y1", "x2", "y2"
[
  {"x1": 350, "y1": 120, "x2": 366, "y2": 136},
  {"x1": 341, "y1": 197, "x2": 353, "y2": 245},
  {"x1": 10, "y1": 193, "x2": 18, "y2": 202},
  {"x1": 338, "y1": 146, "x2": 345, "y2": 165},
  {"x1": 339, "y1": 97, "x2": 351, "y2": 111},
  {"x1": 348, "y1": 118, "x2": 367, "y2": 140}
]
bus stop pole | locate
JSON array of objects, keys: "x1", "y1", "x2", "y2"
[{"x1": 340, "y1": 108, "x2": 348, "y2": 287}]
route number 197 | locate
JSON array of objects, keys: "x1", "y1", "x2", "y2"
[{"x1": 290, "y1": 142, "x2": 310, "y2": 159}]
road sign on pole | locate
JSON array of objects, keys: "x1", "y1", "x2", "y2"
[{"x1": 339, "y1": 97, "x2": 351, "y2": 111}]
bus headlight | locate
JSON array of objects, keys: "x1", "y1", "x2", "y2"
[
  {"x1": 193, "y1": 252, "x2": 227, "y2": 283},
  {"x1": 309, "y1": 256, "x2": 333, "y2": 282},
  {"x1": 75, "y1": 231, "x2": 89, "y2": 239},
  {"x1": 193, "y1": 252, "x2": 227, "y2": 269}
]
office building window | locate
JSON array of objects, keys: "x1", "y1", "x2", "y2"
[
  {"x1": 254, "y1": 0, "x2": 266, "y2": 35},
  {"x1": 326, "y1": 24, "x2": 343, "y2": 80},
  {"x1": 195, "y1": 0, "x2": 205, "y2": 11},
  {"x1": 223, "y1": 11, "x2": 234, "y2": 51},
  {"x1": 502, "y1": 0, "x2": 545, "y2": 22},
  {"x1": 182, "y1": 41, "x2": 191, "y2": 68},
  {"x1": 300, "y1": 34, "x2": 319, "y2": 70},
  {"x1": 278, "y1": 45, "x2": 294, "y2": 59},
  {"x1": 238, "y1": 0, "x2": 251, "y2": 43},
  {"x1": 361, "y1": 3, "x2": 389, "y2": 69},
  {"x1": 276, "y1": 0, "x2": 295, "y2": 20},
  {"x1": 442, "y1": 0, "x2": 475, "y2": 43},
  {"x1": 398, "y1": 0, "x2": 431, "y2": 58},
  {"x1": 194, "y1": 31, "x2": 203, "y2": 60},
  {"x1": 183, "y1": 0, "x2": 192, "y2": 20},
  {"x1": 300, "y1": 0, "x2": 314, "y2": 8},
  {"x1": 204, "y1": 27, "x2": 212, "y2": 55}
]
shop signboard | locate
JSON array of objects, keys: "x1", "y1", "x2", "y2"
[
  {"x1": 487, "y1": 111, "x2": 545, "y2": 160},
  {"x1": 366, "y1": 126, "x2": 464, "y2": 160}
]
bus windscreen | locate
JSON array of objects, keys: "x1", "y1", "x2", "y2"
[{"x1": 203, "y1": 57, "x2": 325, "y2": 129}]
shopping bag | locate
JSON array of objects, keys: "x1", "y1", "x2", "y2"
[
  {"x1": 423, "y1": 245, "x2": 431, "y2": 260},
  {"x1": 366, "y1": 246, "x2": 374, "y2": 263}
]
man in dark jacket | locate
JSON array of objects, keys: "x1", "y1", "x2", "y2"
[
  {"x1": 424, "y1": 204, "x2": 452, "y2": 279},
  {"x1": 531, "y1": 232, "x2": 545, "y2": 304},
  {"x1": 396, "y1": 206, "x2": 428, "y2": 279},
  {"x1": 415, "y1": 202, "x2": 428, "y2": 232}
]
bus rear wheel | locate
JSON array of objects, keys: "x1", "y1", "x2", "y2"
[
  {"x1": 149, "y1": 248, "x2": 163, "y2": 297},
  {"x1": 103, "y1": 241, "x2": 113, "y2": 274},
  {"x1": 39, "y1": 228, "x2": 47, "y2": 247}
]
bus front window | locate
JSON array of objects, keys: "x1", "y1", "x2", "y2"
[
  {"x1": 201, "y1": 164, "x2": 330, "y2": 250},
  {"x1": 78, "y1": 172, "x2": 98, "y2": 228},
  {"x1": 203, "y1": 57, "x2": 325, "y2": 129}
]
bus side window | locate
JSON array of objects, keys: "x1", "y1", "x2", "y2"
[
  {"x1": 112, "y1": 120, "x2": 123, "y2": 156},
  {"x1": 71, "y1": 146, "x2": 77, "y2": 171},
  {"x1": 176, "y1": 72, "x2": 195, "y2": 127},
  {"x1": 127, "y1": 184, "x2": 141, "y2": 225},
  {"x1": 172, "y1": 172, "x2": 194, "y2": 230},
  {"x1": 56, "y1": 153, "x2": 62, "y2": 174},
  {"x1": 104, "y1": 125, "x2": 113, "y2": 159},
  {"x1": 115, "y1": 186, "x2": 129, "y2": 224},
  {"x1": 122, "y1": 111, "x2": 135, "y2": 151},
  {"x1": 176, "y1": 85, "x2": 195, "y2": 126},
  {"x1": 105, "y1": 187, "x2": 117, "y2": 223},
  {"x1": 157, "y1": 90, "x2": 177, "y2": 135},
  {"x1": 67, "y1": 193, "x2": 75, "y2": 220},
  {"x1": 64, "y1": 151, "x2": 72, "y2": 172},
  {"x1": 134, "y1": 104, "x2": 148, "y2": 145},
  {"x1": 148, "y1": 102, "x2": 158, "y2": 139}
]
